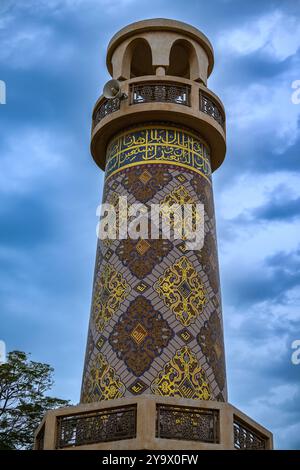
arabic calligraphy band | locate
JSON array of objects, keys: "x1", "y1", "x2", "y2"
[{"x1": 105, "y1": 124, "x2": 212, "y2": 183}]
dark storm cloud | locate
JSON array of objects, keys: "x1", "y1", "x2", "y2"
[
  {"x1": 0, "y1": 194, "x2": 56, "y2": 248},
  {"x1": 222, "y1": 246, "x2": 300, "y2": 307}
]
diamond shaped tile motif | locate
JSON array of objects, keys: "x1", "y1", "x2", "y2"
[
  {"x1": 163, "y1": 185, "x2": 193, "y2": 206},
  {"x1": 139, "y1": 169, "x2": 152, "y2": 184},
  {"x1": 128, "y1": 379, "x2": 148, "y2": 395},
  {"x1": 151, "y1": 346, "x2": 211, "y2": 400},
  {"x1": 161, "y1": 185, "x2": 201, "y2": 240},
  {"x1": 177, "y1": 328, "x2": 194, "y2": 344},
  {"x1": 155, "y1": 256, "x2": 206, "y2": 326},
  {"x1": 81, "y1": 352, "x2": 125, "y2": 403},
  {"x1": 197, "y1": 232, "x2": 219, "y2": 294},
  {"x1": 92, "y1": 264, "x2": 130, "y2": 333},
  {"x1": 136, "y1": 239, "x2": 151, "y2": 256},
  {"x1": 122, "y1": 165, "x2": 172, "y2": 203},
  {"x1": 134, "y1": 281, "x2": 151, "y2": 293},
  {"x1": 116, "y1": 238, "x2": 173, "y2": 279},
  {"x1": 175, "y1": 173, "x2": 187, "y2": 183},
  {"x1": 190, "y1": 174, "x2": 214, "y2": 219},
  {"x1": 103, "y1": 248, "x2": 113, "y2": 261},
  {"x1": 96, "y1": 336, "x2": 106, "y2": 351},
  {"x1": 130, "y1": 323, "x2": 148, "y2": 345},
  {"x1": 109, "y1": 296, "x2": 174, "y2": 376},
  {"x1": 197, "y1": 311, "x2": 226, "y2": 391}
]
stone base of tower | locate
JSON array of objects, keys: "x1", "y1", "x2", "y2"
[{"x1": 34, "y1": 396, "x2": 273, "y2": 450}]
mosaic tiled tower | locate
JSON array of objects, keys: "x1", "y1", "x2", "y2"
[
  {"x1": 81, "y1": 19, "x2": 227, "y2": 404},
  {"x1": 34, "y1": 19, "x2": 273, "y2": 450}
]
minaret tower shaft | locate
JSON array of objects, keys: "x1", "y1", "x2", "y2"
[{"x1": 81, "y1": 19, "x2": 227, "y2": 404}]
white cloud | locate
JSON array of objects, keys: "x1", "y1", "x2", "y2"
[
  {"x1": 0, "y1": 23, "x2": 73, "y2": 69},
  {"x1": 218, "y1": 11, "x2": 300, "y2": 61},
  {"x1": 225, "y1": 78, "x2": 300, "y2": 153},
  {"x1": 0, "y1": 128, "x2": 68, "y2": 193},
  {"x1": 5, "y1": 0, "x2": 136, "y2": 16},
  {"x1": 218, "y1": 171, "x2": 300, "y2": 219},
  {"x1": 216, "y1": 171, "x2": 300, "y2": 265}
]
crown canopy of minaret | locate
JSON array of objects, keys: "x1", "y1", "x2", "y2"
[{"x1": 91, "y1": 18, "x2": 226, "y2": 172}]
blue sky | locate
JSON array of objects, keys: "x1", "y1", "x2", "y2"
[{"x1": 0, "y1": 0, "x2": 300, "y2": 449}]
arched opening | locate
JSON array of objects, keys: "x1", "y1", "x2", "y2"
[
  {"x1": 130, "y1": 38, "x2": 154, "y2": 78},
  {"x1": 167, "y1": 40, "x2": 198, "y2": 79}
]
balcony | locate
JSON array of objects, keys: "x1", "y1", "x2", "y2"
[
  {"x1": 93, "y1": 80, "x2": 224, "y2": 129},
  {"x1": 91, "y1": 76, "x2": 226, "y2": 173}
]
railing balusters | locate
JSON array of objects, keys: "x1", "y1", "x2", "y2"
[
  {"x1": 199, "y1": 92, "x2": 225, "y2": 128},
  {"x1": 156, "y1": 404, "x2": 219, "y2": 443},
  {"x1": 56, "y1": 405, "x2": 136, "y2": 448},
  {"x1": 233, "y1": 419, "x2": 266, "y2": 450},
  {"x1": 92, "y1": 82, "x2": 225, "y2": 131},
  {"x1": 130, "y1": 82, "x2": 190, "y2": 106}
]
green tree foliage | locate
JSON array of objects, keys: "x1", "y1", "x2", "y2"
[{"x1": 0, "y1": 351, "x2": 69, "y2": 449}]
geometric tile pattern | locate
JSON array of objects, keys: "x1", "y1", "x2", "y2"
[
  {"x1": 109, "y1": 296, "x2": 174, "y2": 376},
  {"x1": 177, "y1": 328, "x2": 195, "y2": 344},
  {"x1": 197, "y1": 311, "x2": 226, "y2": 391},
  {"x1": 128, "y1": 379, "x2": 149, "y2": 395},
  {"x1": 81, "y1": 124, "x2": 227, "y2": 403},
  {"x1": 81, "y1": 352, "x2": 125, "y2": 403},
  {"x1": 155, "y1": 256, "x2": 207, "y2": 326},
  {"x1": 92, "y1": 264, "x2": 130, "y2": 333},
  {"x1": 151, "y1": 346, "x2": 211, "y2": 400},
  {"x1": 122, "y1": 165, "x2": 172, "y2": 203},
  {"x1": 116, "y1": 238, "x2": 173, "y2": 279}
]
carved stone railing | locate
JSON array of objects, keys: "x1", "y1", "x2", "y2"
[
  {"x1": 130, "y1": 82, "x2": 190, "y2": 106},
  {"x1": 92, "y1": 81, "x2": 225, "y2": 135},
  {"x1": 234, "y1": 418, "x2": 267, "y2": 450},
  {"x1": 200, "y1": 91, "x2": 225, "y2": 128},
  {"x1": 56, "y1": 405, "x2": 136, "y2": 448},
  {"x1": 156, "y1": 404, "x2": 219, "y2": 443},
  {"x1": 94, "y1": 97, "x2": 120, "y2": 126},
  {"x1": 34, "y1": 397, "x2": 272, "y2": 450}
]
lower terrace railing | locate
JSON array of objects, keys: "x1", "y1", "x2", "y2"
[
  {"x1": 56, "y1": 405, "x2": 137, "y2": 448},
  {"x1": 36, "y1": 401, "x2": 271, "y2": 449},
  {"x1": 35, "y1": 423, "x2": 45, "y2": 450},
  {"x1": 156, "y1": 404, "x2": 219, "y2": 443},
  {"x1": 233, "y1": 418, "x2": 267, "y2": 450}
]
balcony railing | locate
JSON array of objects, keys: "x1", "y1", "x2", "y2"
[
  {"x1": 94, "y1": 97, "x2": 120, "y2": 126},
  {"x1": 130, "y1": 82, "x2": 190, "y2": 106},
  {"x1": 92, "y1": 81, "x2": 225, "y2": 130},
  {"x1": 200, "y1": 92, "x2": 225, "y2": 129},
  {"x1": 56, "y1": 405, "x2": 136, "y2": 448}
]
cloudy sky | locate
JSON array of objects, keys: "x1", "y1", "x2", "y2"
[{"x1": 1, "y1": 0, "x2": 300, "y2": 449}]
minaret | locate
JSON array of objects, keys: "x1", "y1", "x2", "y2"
[
  {"x1": 34, "y1": 19, "x2": 273, "y2": 450},
  {"x1": 82, "y1": 18, "x2": 227, "y2": 404}
]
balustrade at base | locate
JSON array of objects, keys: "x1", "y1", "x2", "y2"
[{"x1": 34, "y1": 396, "x2": 273, "y2": 450}]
